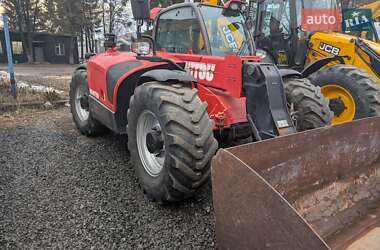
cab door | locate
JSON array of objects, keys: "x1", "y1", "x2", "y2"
[{"x1": 255, "y1": 0, "x2": 306, "y2": 69}]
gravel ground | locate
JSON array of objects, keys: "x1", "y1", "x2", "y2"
[{"x1": 0, "y1": 107, "x2": 215, "y2": 249}]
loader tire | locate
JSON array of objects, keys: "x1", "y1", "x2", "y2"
[
  {"x1": 127, "y1": 82, "x2": 218, "y2": 203},
  {"x1": 284, "y1": 77, "x2": 333, "y2": 131},
  {"x1": 309, "y1": 65, "x2": 380, "y2": 124},
  {"x1": 70, "y1": 69, "x2": 106, "y2": 136}
]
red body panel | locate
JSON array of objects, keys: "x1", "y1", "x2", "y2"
[
  {"x1": 87, "y1": 49, "x2": 171, "y2": 112},
  {"x1": 87, "y1": 48, "x2": 261, "y2": 129}
]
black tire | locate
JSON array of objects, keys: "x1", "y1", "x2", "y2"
[
  {"x1": 69, "y1": 69, "x2": 106, "y2": 136},
  {"x1": 309, "y1": 65, "x2": 380, "y2": 121},
  {"x1": 284, "y1": 77, "x2": 333, "y2": 131},
  {"x1": 127, "y1": 82, "x2": 218, "y2": 203}
]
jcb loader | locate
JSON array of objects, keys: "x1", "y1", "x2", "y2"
[{"x1": 247, "y1": 0, "x2": 380, "y2": 125}]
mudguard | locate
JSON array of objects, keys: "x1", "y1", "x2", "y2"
[
  {"x1": 301, "y1": 56, "x2": 345, "y2": 78},
  {"x1": 278, "y1": 68, "x2": 302, "y2": 79},
  {"x1": 140, "y1": 69, "x2": 196, "y2": 83},
  {"x1": 76, "y1": 64, "x2": 87, "y2": 71}
]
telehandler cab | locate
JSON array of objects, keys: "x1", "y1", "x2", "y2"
[{"x1": 69, "y1": 0, "x2": 332, "y2": 203}]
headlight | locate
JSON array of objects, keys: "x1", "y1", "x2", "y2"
[
  {"x1": 132, "y1": 41, "x2": 151, "y2": 55},
  {"x1": 256, "y1": 49, "x2": 268, "y2": 59}
]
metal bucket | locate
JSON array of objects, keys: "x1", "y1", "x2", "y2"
[{"x1": 212, "y1": 117, "x2": 380, "y2": 250}]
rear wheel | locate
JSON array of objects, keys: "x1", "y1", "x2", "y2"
[
  {"x1": 127, "y1": 82, "x2": 218, "y2": 203},
  {"x1": 284, "y1": 77, "x2": 333, "y2": 131},
  {"x1": 309, "y1": 65, "x2": 380, "y2": 124},
  {"x1": 69, "y1": 69, "x2": 106, "y2": 136}
]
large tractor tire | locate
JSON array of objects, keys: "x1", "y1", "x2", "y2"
[
  {"x1": 70, "y1": 68, "x2": 106, "y2": 136},
  {"x1": 284, "y1": 77, "x2": 333, "y2": 131},
  {"x1": 127, "y1": 82, "x2": 218, "y2": 203},
  {"x1": 309, "y1": 64, "x2": 380, "y2": 124}
]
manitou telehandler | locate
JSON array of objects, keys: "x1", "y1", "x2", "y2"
[
  {"x1": 70, "y1": 0, "x2": 332, "y2": 203},
  {"x1": 246, "y1": 0, "x2": 380, "y2": 124}
]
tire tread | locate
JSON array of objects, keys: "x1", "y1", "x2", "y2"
[{"x1": 127, "y1": 81, "x2": 218, "y2": 203}]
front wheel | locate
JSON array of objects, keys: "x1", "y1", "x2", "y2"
[
  {"x1": 309, "y1": 65, "x2": 380, "y2": 124},
  {"x1": 284, "y1": 77, "x2": 333, "y2": 131},
  {"x1": 127, "y1": 82, "x2": 218, "y2": 203},
  {"x1": 69, "y1": 68, "x2": 106, "y2": 136}
]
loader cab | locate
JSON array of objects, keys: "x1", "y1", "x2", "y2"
[
  {"x1": 252, "y1": 0, "x2": 306, "y2": 69},
  {"x1": 251, "y1": 0, "x2": 341, "y2": 70},
  {"x1": 152, "y1": 3, "x2": 255, "y2": 57}
]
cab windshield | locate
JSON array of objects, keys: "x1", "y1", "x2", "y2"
[{"x1": 199, "y1": 5, "x2": 253, "y2": 56}]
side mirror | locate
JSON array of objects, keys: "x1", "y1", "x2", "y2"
[{"x1": 131, "y1": 0, "x2": 150, "y2": 20}]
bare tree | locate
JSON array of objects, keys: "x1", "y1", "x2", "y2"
[{"x1": 102, "y1": 0, "x2": 129, "y2": 34}]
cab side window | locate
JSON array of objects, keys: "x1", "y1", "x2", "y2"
[
  {"x1": 260, "y1": 0, "x2": 291, "y2": 39},
  {"x1": 256, "y1": 0, "x2": 292, "y2": 64},
  {"x1": 156, "y1": 7, "x2": 206, "y2": 54}
]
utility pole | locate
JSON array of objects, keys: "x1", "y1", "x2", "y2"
[{"x1": 3, "y1": 15, "x2": 16, "y2": 99}]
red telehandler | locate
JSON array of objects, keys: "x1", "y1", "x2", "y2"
[{"x1": 70, "y1": 0, "x2": 332, "y2": 203}]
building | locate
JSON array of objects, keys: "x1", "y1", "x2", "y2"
[{"x1": 0, "y1": 31, "x2": 79, "y2": 64}]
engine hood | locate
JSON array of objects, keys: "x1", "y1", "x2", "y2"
[{"x1": 315, "y1": 32, "x2": 379, "y2": 55}]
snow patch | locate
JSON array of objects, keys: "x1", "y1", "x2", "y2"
[{"x1": 0, "y1": 71, "x2": 64, "y2": 95}]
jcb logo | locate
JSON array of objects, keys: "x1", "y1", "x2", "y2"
[
  {"x1": 319, "y1": 42, "x2": 340, "y2": 56},
  {"x1": 185, "y1": 61, "x2": 216, "y2": 82},
  {"x1": 222, "y1": 26, "x2": 238, "y2": 51}
]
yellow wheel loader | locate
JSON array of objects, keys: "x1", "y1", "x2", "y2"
[{"x1": 248, "y1": 0, "x2": 380, "y2": 124}]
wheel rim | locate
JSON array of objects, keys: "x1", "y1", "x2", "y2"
[
  {"x1": 136, "y1": 110, "x2": 165, "y2": 177},
  {"x1": 321, "y1": 84, "x2": 356, "y2": 124},
  {"x1": 75, "y1": 84, "x2": 89, "y2": 122}
]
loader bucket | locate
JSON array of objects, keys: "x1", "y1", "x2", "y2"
[{"x1": 212, "y1": 117, "x2": 380, "y2": 250}]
